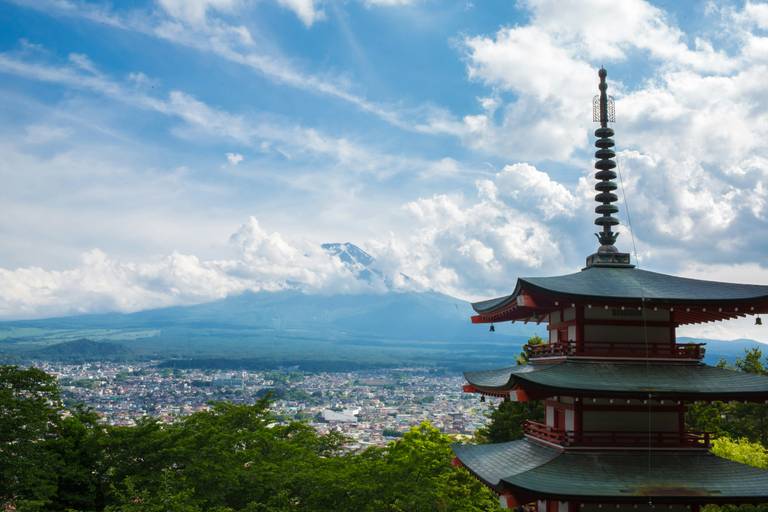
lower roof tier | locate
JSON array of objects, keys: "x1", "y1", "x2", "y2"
[
  {"x1": 452, "y1": 438, "x2": 768, "y2": 503},
  {"x1": 464, "y1": 360, "x2": 768, "y2": 401}
]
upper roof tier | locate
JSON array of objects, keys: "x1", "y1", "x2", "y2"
[
  {"x1": 471, "y1": 266, "x2": 768, "y2": 325},
  {"x1": 452, "y1": 438, "x2": 768, "y2": 504}
]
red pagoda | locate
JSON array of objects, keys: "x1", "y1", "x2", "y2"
[{"x1": 452, "y1": 68, "x2": 768, "y2": 511}]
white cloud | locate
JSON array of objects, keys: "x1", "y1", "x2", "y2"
[
  {"x1": 276, "y1": 0, "x2": 325, "y2": 26},
  {"x1": 742, "y1": 1, "x2": 768, "y2": 30},
  {"x1": 369, "y1": 167, "x2": 571, "y2": 300},
  {"x1": 226, "y1": 152, "x2": 244, "y2": 165},
  {"x1": 157, "y1": 0, "x2": 240, "y2": 25},
  {"x1": 523, "y1": 0, "x2": 733, "y2": 72},
  {"x1": 461, "y1": 25, "x2": 594, "y2": 159},
  {"x1": 458, "y1": 0, "x2": 740, "y2": 160},
  {"x1": 493, "y1": 163, "x2": 578, "y2": 220},
  {"x1": 0, "y1": 217, "x2": 378, "y2": 319}
]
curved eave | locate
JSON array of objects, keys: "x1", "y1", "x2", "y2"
[
  {"x1": 463, "y1": 361, "x2": 768, "y2": 402},
  {"x1": 453, "y1": 440, "x2": 768, "y2": 504},
  {"x1": 471, "y1": 268, "x2": 768, "y2": 325}
]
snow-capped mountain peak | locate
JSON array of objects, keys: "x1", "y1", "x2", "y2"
[{"x1": 322, "y1": 242, "x2": 383, "y2": 284}]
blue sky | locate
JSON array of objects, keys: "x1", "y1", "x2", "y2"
[{"x1": 2, "y1": 0, "x2": 768, "y2": 340}]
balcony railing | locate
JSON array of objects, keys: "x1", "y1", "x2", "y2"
[
  {"x1": 523, "y1": 420, "x2": 712, "y2": 448},
  {"x1": 524, "y1": 341, "x2": 706, "y2": 360}
]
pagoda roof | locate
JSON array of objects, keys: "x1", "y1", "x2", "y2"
[
  {"x1": 472, "y1": 266, "x2": 768, "y2": 324},
  {"x1": 453, "y1": 438, "x2": 768, "y2": 503},
  {"x1": 464, "y1": 360, "x2": 768, "y2": 401}
]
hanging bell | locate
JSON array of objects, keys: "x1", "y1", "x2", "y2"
[
  {"x1": 756, "y1": 317, "x2": 763, "y2": 326},
  {"x1": 480, "y1": 395, "x2": 486, "y2": 403},
  {"x1": 489, "y1": 324, "x2": 495, "y2": 332}
]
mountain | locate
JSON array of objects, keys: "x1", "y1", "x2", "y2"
[
  {"x1": 0, "y1": 289, "x2": 537, "y2": 370},
  {"x1": 321, "y1": 242, "x2": 381, "y2": 283},
  {"x1": 0, "y1": 242, "x2": 540, "y2": 370}
]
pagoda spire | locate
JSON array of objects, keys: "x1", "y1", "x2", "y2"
[{"x1": 585, "y1": 68, "x2": 632, "y2": 268}]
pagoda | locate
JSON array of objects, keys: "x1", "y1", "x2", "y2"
[{"x1": 452, "y1": 68, "x2": 768, "y2": 511}]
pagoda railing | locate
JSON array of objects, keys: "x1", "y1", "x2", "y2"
[
  {"x1": 523, "y1": 420, "x2": 712, "y2": 448},
  {"x1": 524, "y1": 341, "x2": 705, "y2": 360}
]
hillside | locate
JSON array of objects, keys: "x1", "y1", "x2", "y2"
[{"x1": 32, "y1": 338, "x2": 131, "y2": 361}]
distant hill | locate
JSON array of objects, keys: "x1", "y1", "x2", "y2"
[
  {"x1": 4, "y1": 289, "x2": 536, "y2": 341},
  {"x1": 0, "y1": 288, "x2": 538, "y2": 370},
  {"x1": 32, "y1": 338, "x2": 131, "y2": 361},
  {"x1": 679, "y1": 337, "x2": 767, "y2": 365}
]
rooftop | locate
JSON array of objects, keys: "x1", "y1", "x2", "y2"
[
  {"x1": 472, "y1": 266, "x2": 768, "y2": 325},
  {"x1": 463, "y1": 360, "x2": 768, "y2": 401},
  {"x1": 453, "y1": 438, "x2": 768, "y2": 503}
]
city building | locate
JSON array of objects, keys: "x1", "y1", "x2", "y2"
[{"x1": 452, "y1": 68, "x2": 768, "y2": 511}]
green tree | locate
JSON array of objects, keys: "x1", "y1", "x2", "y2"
[
  {"x1": 477, "y1": 399, "x2": 544, "y2": 443},
  {"x1": 711, "y1": 437, "x2": 768, "y2": 469},
  {"x1": 301, "y1": 422, "x2": 499, "y2": 512},
  {"x1": 703, "y1": 438, "x2": 768, "y2": 512},
  {"x1": 517, "y1": 335, "x2": 545, "y2": 365},
  {"x1": 0, "y1": 365, "x2": 62, "y2": 511},
  {"x1": 476, "y1": 335, "x2": 546, "y2": 443},
  {"x1": 3, "y1": 366, "x2": 501, "y2": 511},
  {"x1": 47, "y1": 406, "x2": 109, "y2": 511},
  {"x1": 687, "y1": 349, "x2": 768, "y2": 445}
]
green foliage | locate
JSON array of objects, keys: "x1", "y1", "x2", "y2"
[
  {"x1": 687, "y1": 348, "x2": 768, "y2": 445},
  {"x1": 517, "y1": 335, "x2": 545, "y2": 365},
  {"x1": 703, "y1": 438, "x2": 768, "y2": 512},
  {"x1": 711, "y1": 437, "x2": 768, "y2": 469},
  {"x1": 478, "y1": 335, "x2": 545, "y2": 443},
  {"x1": 476, "y1": 399, "x2": 544, "y2": 443},
  {"x1": 0, "y1": 365, "x2": 62, "y2": 510},
  {"x1": 1, "y1": 365, "x2": 501, "y2": 512}
]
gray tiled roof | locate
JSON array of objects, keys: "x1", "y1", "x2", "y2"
[
  {"x1": 506, "y1": 450, "x2": 768, "y2": 500},
  {"x1": 453, "y1": 440, "x2": 768, "y2": 501},
  {"x1": 473, "y1": 266, "x2": 768, "y2": 313},
  {"x1": 464, "y1": 360, "x2": 768, "y2": 399},
  {"x1": 451, "y1": 439, "x2": 559, "y2": 487}
]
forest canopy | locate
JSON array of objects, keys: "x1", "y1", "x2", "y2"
[
  {"x1": 2, "y1": 346, "x2": 768, "y2": 511},
  {"x1": 0, "y1": 365, "x2": 498, "y2": 512}
]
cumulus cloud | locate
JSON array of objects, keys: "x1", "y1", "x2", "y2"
[
  {"x1": 370, "y1": 165, "x2": 571, "y2": 300},
  {"x1": 493, "y1": 163, "x2": 578, "y2": 220},
  {"x1": 523, "y1": 0, "x2": 733, "y2": 71},
  {"x1": 461, "y1": 25, "x2": 593, "y2": 160},
  {"x1": 0, "y1": 217, "x2": 379, "y2": 319},
  {"x1": 458, "y1": 0, "x2": 739, "y2": 160}
]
